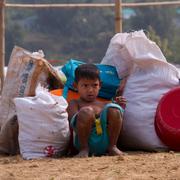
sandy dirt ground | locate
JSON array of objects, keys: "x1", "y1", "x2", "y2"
[{"x1": 0, "y1": 152, "x2": 180, "y2": 180}]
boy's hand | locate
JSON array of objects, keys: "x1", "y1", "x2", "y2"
[
  {"x1": 113, "y1": 96, "x2": 127, "y2": 109},
  {"x1": 116, "y1": 77, "x2": 128, "y2": 96}
]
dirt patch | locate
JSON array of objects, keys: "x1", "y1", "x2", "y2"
[{"x1": 0, "y1": 152, "x2": 180, "y2": 180}]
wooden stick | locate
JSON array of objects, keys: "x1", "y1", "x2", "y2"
[
  {"x1": 5, "y1": 3, "x2": 114, "y2": 8},
  {"x1": 115, "y1": 0, "x2": 122, "y2": 33},
  {"x1": 123, "y1": 1, "x2": 180, "y2": 7},
  {"x1": 0, "y1": 0, "x2": 5, "y2": 93}
]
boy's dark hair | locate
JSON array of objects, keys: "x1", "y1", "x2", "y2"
[{"x1": 75, "y1": 63, "x2": 100, "y2": 82}]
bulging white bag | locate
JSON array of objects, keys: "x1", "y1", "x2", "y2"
[
  {"x1": 102, "y1": 30, "x2": 180, "y2": 151},
  {"x1": 0, "y1": 46, "x2": 64, "y2": 155},
  {"x1": 14, "y1": 86, "x2": 70, "y2": 159}
]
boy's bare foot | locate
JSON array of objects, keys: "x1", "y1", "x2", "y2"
[
  {"x1": 75, "y1": 149, "x2": 89, "y2": 158},
  {"x1": 108, "y1": 146, "x2": 123, "y2": 156}
]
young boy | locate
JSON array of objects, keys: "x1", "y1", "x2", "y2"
[{"x1": 67, "y1": 64, "x2": 126, "y2": 157}]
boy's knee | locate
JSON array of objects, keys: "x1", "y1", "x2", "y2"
[
  {"x1": 108, "y1": 107, "x2": 120, "y2": 115},
  {"x1": 78, "y1": 107, "x2": 94, "y2": 119},
  {"x1": 107, "y1": 108, "x2": 123, "y2": 122}
]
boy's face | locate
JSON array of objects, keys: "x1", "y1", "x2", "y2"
[{"x1": 76, "y1": 78, "x2": 101, "y2": 102}]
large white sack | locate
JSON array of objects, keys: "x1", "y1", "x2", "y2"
[
  {"x1": 120, "y1": 61, "x2": 180, "y2": 151},
  {"x1": 0, "y1": 46, "x2": 64, "y2": 155},
  {"x1": 102, "y1": 30, "x2": 180, "y2": 150},
  {"x1": 14, "y1": 86, "x2": 70, "y2": 159}
]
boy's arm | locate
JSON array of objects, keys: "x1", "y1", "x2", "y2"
[
  {"x1": 113, "y1": 77, "x2": 128, "y2": 109},
  {"x1": 67, "y1": 100, "x2": 79, "y2": 122},
  {"x1": 116, "y1": 77, "x2": 128, "y2": 96},
  {"x1": 113, "y1": 96, "x2": 127, "y2": 109}
]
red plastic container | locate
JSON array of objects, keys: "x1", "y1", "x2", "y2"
[{"x1": 155, "y1": 87, "x2": 180, "y2": 151}]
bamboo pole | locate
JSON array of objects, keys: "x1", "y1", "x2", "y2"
[
  {"x1": 0, "y1": 0, "x2": 5, "y2": 93},
  {"x1": 122, "y1": 1, "x2": 180, "y2": 7},
  {"x1": 5, "y1": 1, "x2": 180, "y2": 8},
  {"x1": 115, "y1": 0, "x2": 122, "y2": 33},
  {"x1": 5, "y1": 3, "x2": 114, "y2": 8}
]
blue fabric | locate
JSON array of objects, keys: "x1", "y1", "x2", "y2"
[
  {"x1": 70, "y1": 103, "x2": 124, "y2": 156},
  {"x1": 61, "y1": 59, "x2": 121, "y2": 99}
]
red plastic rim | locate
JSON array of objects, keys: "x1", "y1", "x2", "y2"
[{"x1": 155, "y1": 87, "x2": 180, "y2": 150}]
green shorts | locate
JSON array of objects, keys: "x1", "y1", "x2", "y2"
[{"x1": 70, "y1": 103, "x2": 124, "y2": 156}]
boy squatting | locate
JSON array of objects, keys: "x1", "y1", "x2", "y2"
[{"x1": 67, "y1": 64, "x2": 126, "y2": 157}]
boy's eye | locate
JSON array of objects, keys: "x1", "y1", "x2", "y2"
[
  {"x1": 81, "y1": 83, "x2": 99, "y2": 88},
  {"x1": 82, "y1": 84, "x2": 88, "y2": 88},
  {"x1": 93, "y1": 84, "x2": 98, "y2": 88}
]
